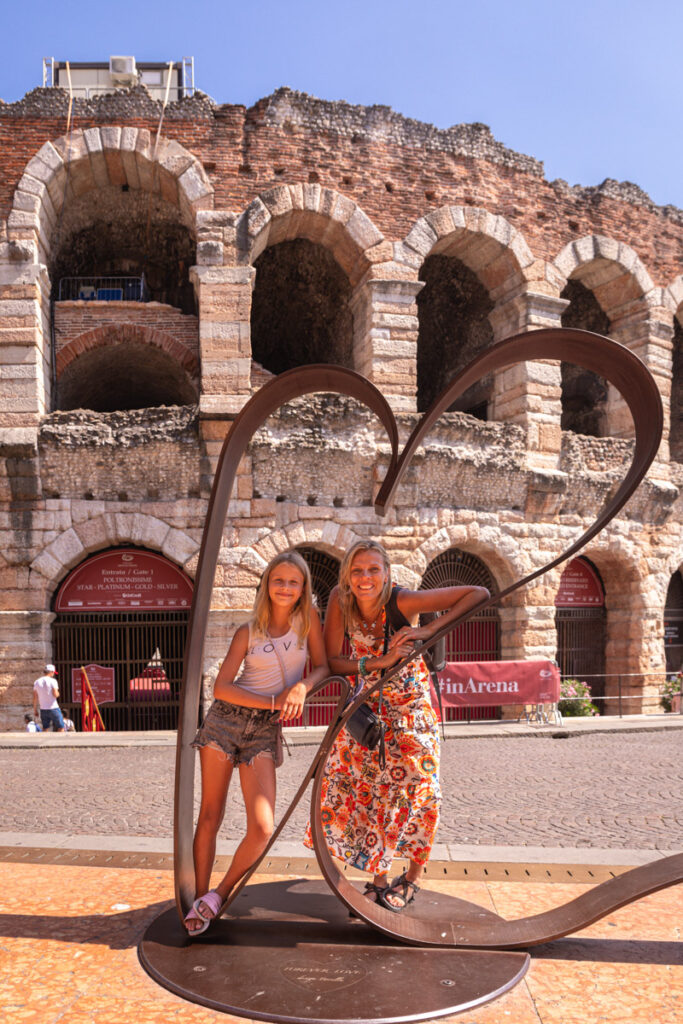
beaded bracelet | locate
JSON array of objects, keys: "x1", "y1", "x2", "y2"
[{"x1": 358, "y1": 655, "x2": 369, "y2": 677}]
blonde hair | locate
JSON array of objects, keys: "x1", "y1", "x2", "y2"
[
  {"x1": 250, "y1": 550, "x2": 313, "y2": 646},
  {"x1": 337, "y1": 540, "x2": 392, "y2": 634}
]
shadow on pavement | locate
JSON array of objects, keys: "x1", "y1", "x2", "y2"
[{"x1": 0, "y1": 899, "x2": 173, "y2": 949}]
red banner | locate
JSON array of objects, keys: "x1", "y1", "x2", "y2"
[
  {"x1": 55, "y1": 548, "x2": 193, "y2": 611},
  {"x1": 555, "y1": 558, "x2": 604, "y2": 607},
  {"x1": 71, "y1": 664, "x2": 116, "y2": 704},
  {"x1": 435, "y1": 660, "x2": 560, "y2": 707}
]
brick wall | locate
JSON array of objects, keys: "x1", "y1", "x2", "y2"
[{"x1": 2, "y1": 88, "x2": 683, "y2": 286}]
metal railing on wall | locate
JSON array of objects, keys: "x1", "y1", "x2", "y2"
[
  {"x1": 58, "y1": 276, "x2": 149, "y2": 302},
  {"x1": 558, "y1": 672, "x2": 683, "y2": 718}
]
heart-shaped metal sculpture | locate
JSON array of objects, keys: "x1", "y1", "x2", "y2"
[{"x1": 173, "y1": 326, "x2": 681, "y2": 948}]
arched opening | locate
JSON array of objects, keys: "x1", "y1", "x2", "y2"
[
  {"x1": 57, "y1": 340, "x2": 197, "y2": 411},
  {"x1": 560, "y1": 280, "x2": 610, "y2": 436},
  {"x1": 297, "y1": 546, "x2": 340, "y2": 618},
  {"x1": 670, "y1": 319, "x2": 683, "y2": 462},
  {"x1": 416, "y1": 255, "x2": 494, "y2": 415},
  {"x1": 555, "y1": 556, "x2": 606, "y2": 710},
  {"x1": 52, "y1": 547, "x2": 192, "y2": 730},
  {"x1": 52, "y1": 188, "x2": 197, "y2": 313},
  {"x1": 421, "y1": 548, "x2": 500, "y2": 721},
  {"x1": 295, "y1": 546, "x2": 341, "y2": 727},
  {"x1": 250, "y1": 239, "x2": 353, "y2": 375},
  {"x1": 664, "y1": 569, "x2": 683, "y2": 675}
]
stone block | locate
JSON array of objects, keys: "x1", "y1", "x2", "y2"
[
  {"x1": 163, "y1": 528, "x2": 199, "y2": 567},
  {"x1": 46, "y1": 528, "x2": 84, "y2": 570}
]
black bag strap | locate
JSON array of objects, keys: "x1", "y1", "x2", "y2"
[{"x1": 387, "y1": 586, "x2": 446, "y2": 740}]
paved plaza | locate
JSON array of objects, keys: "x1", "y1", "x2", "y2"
[
  {"x1": 2, "y1": 721, "x2": 681, "y2": 1023},
  {"x1": 1, "y1": 729, "x2": 681, "y2": 851}
]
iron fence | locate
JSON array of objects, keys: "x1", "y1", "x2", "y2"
[{"x1": 57, "y1": 276, "x2": 149, "y2": 302}]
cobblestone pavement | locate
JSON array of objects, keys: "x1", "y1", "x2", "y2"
[{"x1": 2, "y1": 732, "x2": 681, "y2": 849}]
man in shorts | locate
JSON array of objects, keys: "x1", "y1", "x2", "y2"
[{"x1": 32, "y1": 664, "x2": 65, "y2": 732}]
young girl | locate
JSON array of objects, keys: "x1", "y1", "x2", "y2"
[{"x1": 185, "y1": 550, "x2": 328, "y2": 934}]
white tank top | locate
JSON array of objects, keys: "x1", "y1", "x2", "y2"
[{"x1": 237, "y1": 623, "x2": 308, "y2": 697}]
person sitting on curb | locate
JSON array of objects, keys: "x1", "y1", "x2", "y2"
[
  {"x1": 32, "y1": 664, "x2": 65, "y2": 732},
  {"x1": 24, "y1": 713, "x2": 42, "y2": 733}
]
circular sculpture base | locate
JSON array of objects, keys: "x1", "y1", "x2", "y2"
[{"x1": 139, "y1": 880, "x2": 529, "y2": 1022}]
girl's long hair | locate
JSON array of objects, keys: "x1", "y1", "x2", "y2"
[
  {"x1": 338, "y1": 540, "x2": 392, "y2": 634},
  {"x1": 250, "y1": 550, "x2": 313, "y2": 646}
]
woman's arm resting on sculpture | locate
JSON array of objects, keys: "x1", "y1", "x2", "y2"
[
  {"x1": 323, "y1": 585, "x2": 415, "y2": 678},
  {"x1": 387, "y1": 585, "x2": 490, "y2": 652}
]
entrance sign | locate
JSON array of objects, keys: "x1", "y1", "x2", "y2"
[
  {"x1": 55, "y1": 548, "x2": 193, "y2": 611},
  {"x1": 71, "y1": 663, "x2": 116, "y2": 704},
  {"x1": 436, "y1": 660, "x2": 560, "y2": 708},
  {"x1": 555, "y1": 558, "x2": 604, "y2": 607}
]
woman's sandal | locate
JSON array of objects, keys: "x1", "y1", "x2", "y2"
[
  {"x1": 379, "y1": 870, "x2": 420, "y2": 913},
  {"x1": 349, "y1": 881, "x2": 388, "y2": 918},
  {"x1": 184, "y1": 889, "x2": 223, "y2": 934}
]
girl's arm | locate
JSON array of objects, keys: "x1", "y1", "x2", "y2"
[
  {"x1": 213, "y1": 624, "x2": 278, "y2": 711},
  {"x1": 278, "y1": 610, "x2": 329, "y2": 722},
  {"x1": 388, "y1": 585, "x2": 490, "y2": 651},
  {"x1": 323, "y1": 587, "x2": 414, "y2": 679}
]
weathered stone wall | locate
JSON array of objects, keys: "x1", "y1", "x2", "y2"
[{"x1": 0, "y1": 84, "x2": 681, "y2": 728}]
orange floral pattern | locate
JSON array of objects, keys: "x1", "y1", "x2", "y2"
[{"x1": 305, "y1": 612, "x2": 441, "y2": 874}]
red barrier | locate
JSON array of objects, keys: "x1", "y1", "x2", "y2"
[{"x1": 435, "y1": 660, "x2": 560, "y2": 708}]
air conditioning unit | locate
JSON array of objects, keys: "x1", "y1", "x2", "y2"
[{"x1": 109, "y1": 56, "x2": 137, "y2": 85}]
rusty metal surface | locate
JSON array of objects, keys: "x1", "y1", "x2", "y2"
[
  {"x1": 173, "y1": 328, "x2": 679, "y2": 955},
  {"x1": 140, "y1": 880, "x2": 529, "y2": 1022}
]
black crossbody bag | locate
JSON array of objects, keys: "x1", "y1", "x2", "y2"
[
  {"x1": 346, "y1": 586, "x2": 447, "y2": 758},
  {"x1": 346, "y1": 617, "x2": 390, "y2": 767}
]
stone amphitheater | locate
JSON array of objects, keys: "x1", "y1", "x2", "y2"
[{"x1": 1, "y1": 82, "x2": 681, "y2": 729}]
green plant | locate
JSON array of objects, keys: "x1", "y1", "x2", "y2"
[
  {"x1": 660, "y1": 674, "x2": 683, "y2": 712},
  {"x1": 558, "y1": 678, "x2": 599, "y2": 717}
]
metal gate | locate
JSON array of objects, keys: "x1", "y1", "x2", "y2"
[
  {"x1": 555, "y1": 607, "x2": 606, "y2": 701},
  {"x1": 296, "y1": 546, "x2": 343, "y2": 726},
  {"x1": 53, "y1": 609, "x2": 189, "y2": 730},
  {"x1": 421, "y1": 548, "x2": 501, "y2": 721}
]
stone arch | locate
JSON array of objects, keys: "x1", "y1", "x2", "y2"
[
  {"x1": 55, "y1": 323, "x2": 199, "y2": 411},
  {"x1": 30, "y1": 513, "x2": 199, "y2": 602},
  {"x1": 238, "y1": 186, "x2": 384, "y2": 287},
  {"x1": 402, "y1": 207, "x2": 534, "y2": 414},
  {"x1": 248, "y1": 522, "x2": 365, "y2": 578},
  {"x1": 399, "y1": 206, "x2": 534, "y2": 301},
  {"x1": 8, "y1": 128, "x2": 213, "y2": 267},
  {"x1": 568, "y1": 540, "x2": 654, "y2": 713},
  {"x1": 553, "y1": 236, "x2": 654, "y2": 321},
  {"x1": 553, "y1": 236, "x2": 665, "y2": 439},
  {"x1": 56, "y1": 322, "x2": 199, "y2": 377},
  {"x1": 405, "y1": 523, "x2": 526, "y2": 593},
  {"x1": 666, "y1": 282, "x2": 683, "y2": 462}
]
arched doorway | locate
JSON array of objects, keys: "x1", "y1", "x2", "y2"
[
  {"x1": 555, "y1": 557, "x2": 606, "y2": 709},
  {"x1": 52, "y1": 547, "x2": 193, "y2": 730},
  {"x1": 297, "y1": 546, "x2": 340, "y2": 618},
  {"x1": 296, "y1": 546, "x2": 341, "y2": 726},
  {"x1": 421, "y1": 549, "x2": 501, "y2": 720},
  {"x1": 664, "y1": 569, "x2": 683, "y2": 675}
]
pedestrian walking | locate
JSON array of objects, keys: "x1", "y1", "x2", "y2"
[{"x1": 32, "y1": 664, "x2": 65, "y2": 732}]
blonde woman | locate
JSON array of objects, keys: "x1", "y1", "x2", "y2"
[
  {"x1": 308, "y1": 541, "x2": 488, "y2": 911},
  {"x1": 186, "y1": 550, "x2": 328, "y2": 934}
]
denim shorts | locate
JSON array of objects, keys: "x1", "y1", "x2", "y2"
[
  {"x1": 40, "y1": 708, "x2": 65, "y2": 731},
  {"x1": 192, "y1": 700, "x2": 282, "y2": 767}
]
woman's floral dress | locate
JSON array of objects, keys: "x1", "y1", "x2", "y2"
[{"x1": 305, "y1": 610, "x2": 441, "y2": 875}]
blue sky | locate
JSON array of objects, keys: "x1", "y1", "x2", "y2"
[{"x1": 3, "y1": 0, "x2": 682, "y2": 208}]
